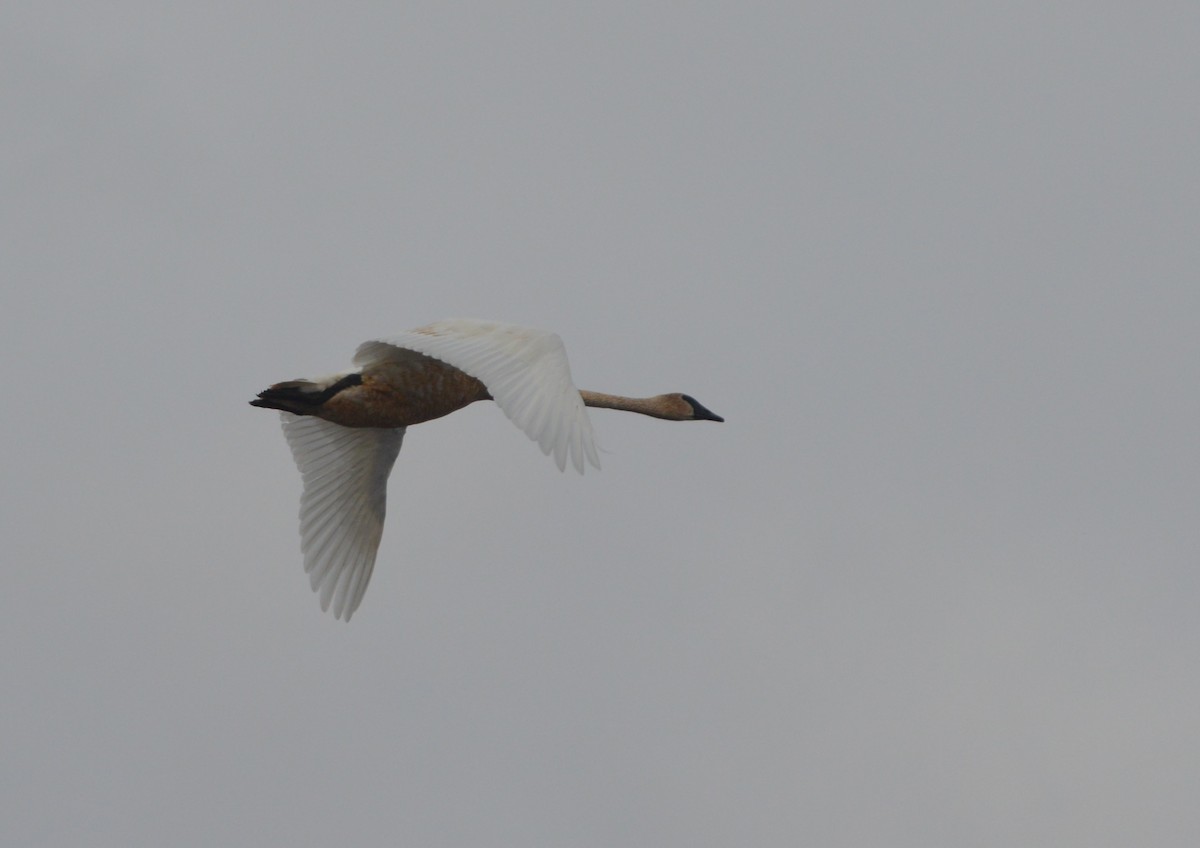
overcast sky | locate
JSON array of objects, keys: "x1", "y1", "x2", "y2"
[{"x1": 3, "y1": 3, "x2": 1199, "y2": 846}]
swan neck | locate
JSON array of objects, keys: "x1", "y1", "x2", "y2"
[{"x1": 580, "y1": 391, "x2": 672, "y2": 419}]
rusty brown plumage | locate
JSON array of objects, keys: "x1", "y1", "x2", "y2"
[
  {"x1": 320, "y1": 356, "x2": 490, "y2": 428},
  {"x1": 251, "y1": 351, "x2": 490, "y2": 429}
]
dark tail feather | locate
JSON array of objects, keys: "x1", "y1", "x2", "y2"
[{"x1": 249, "y1": 373, "x2": 362, "y2": 415}]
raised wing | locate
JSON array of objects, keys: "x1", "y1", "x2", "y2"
[
  {"x1": 354, "y1": 319, "x2": 601, "y2": 473},
  {"x1": 280, "y1": 413, "x2": 405, "y2": 621}
]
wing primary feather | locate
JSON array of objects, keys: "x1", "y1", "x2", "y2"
[
  {"x1": 279, "y1": 413, "x2": 404, "y2": 620},
  {"x1": 319, "y1": 491, "x2": 372, "y2": 614}
]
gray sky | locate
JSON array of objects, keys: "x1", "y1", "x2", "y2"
[{"x1": 3, "y1": 3, "x2": 1198, "y2": 846}]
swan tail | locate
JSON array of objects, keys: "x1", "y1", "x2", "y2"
[{"x1": 250, "y1": 373, "x2": 363, "y2": 416}]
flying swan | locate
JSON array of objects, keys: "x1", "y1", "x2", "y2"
[{"x1": 251, "y1": 318, "x2": 723, "y2": 620}]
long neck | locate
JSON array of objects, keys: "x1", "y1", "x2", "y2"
[{"x1": 580, "y1": 390, "x2": 676, "y2": 420}]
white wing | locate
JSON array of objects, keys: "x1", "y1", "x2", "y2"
[
  {"x1": 280, "y1": 413, "x2": 405, "y2": 621},
  {"x1": 354, "y1": 319, "x2": 601, "y2": 473}
]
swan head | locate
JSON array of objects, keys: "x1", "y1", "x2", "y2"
[{"x1": 678, "y1": 394, "x2": 724, "y2": 422}]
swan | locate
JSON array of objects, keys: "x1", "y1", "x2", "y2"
[{"x1": 251, "y1": 318, "x2": 723, "y2": 620}]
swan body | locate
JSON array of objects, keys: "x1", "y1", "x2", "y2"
[{"x1": 251, "y1": 318, "x2": 723, "y2": 620}]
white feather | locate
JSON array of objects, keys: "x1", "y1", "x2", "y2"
[{"x1": 280, "y1": 413, "x2": 405, "y2": 621}]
